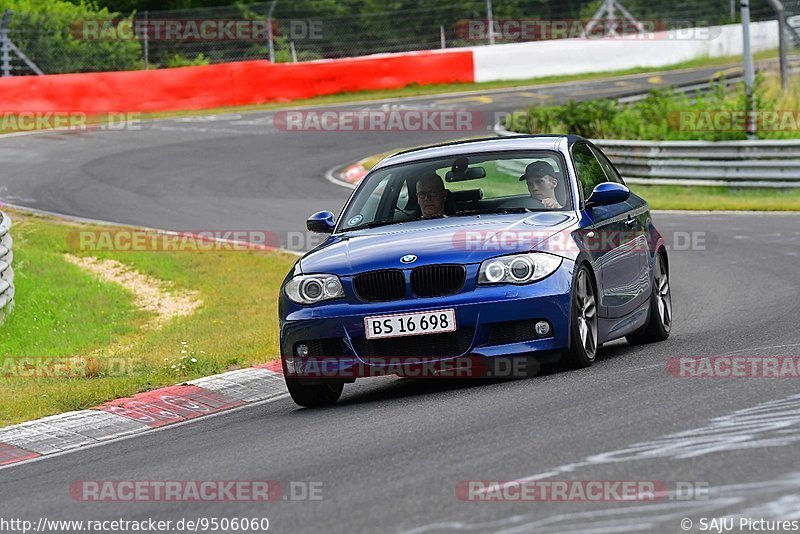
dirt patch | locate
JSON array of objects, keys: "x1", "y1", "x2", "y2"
[{"x1": 64, "y1": 254, "x2": 202, "y2": 328}]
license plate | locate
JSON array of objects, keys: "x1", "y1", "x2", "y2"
[{"x1": 364, "y1": 309, "x2": 457, "y2": 340}]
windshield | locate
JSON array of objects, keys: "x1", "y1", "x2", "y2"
[{"x1": 338, "y1": 150, "x2": 572, "y2": 232}]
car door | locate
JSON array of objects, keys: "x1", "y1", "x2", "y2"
[
  {"x1": 590, "y1": 143, "x2": 651, "y2": 313},
  {"x1": 571, "y1": 142, "x2": 640, "y2": 319}
]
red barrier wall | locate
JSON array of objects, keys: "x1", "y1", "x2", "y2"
[{"x1": 0, "y1": 50, "x2": 474, "y2": 114}]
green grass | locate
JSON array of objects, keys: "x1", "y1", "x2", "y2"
[
  {"x1": 0, "y1": 218, "x2": 145, "y2": 356},
  {"x1": 0, "y1": 49, "x2": 780, "y2": 134},
  {"x1": 0, "y1": 209, "x2": 298, "y2": 426},
  {"x1": 628, "y1": 184, "x2": 800, "y2": 211}
]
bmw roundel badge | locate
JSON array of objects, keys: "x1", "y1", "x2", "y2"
[{"x1": 400, "y1": 254, "x2": 417, "y2": 264}]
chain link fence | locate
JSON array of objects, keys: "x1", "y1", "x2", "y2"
[{"x1": 0, "y1": 0, "x2": 785, "y2": 75}]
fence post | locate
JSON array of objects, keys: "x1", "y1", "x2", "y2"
[
  {"x1": 440, "y1": 24, "x2": 445, "y2": 49},
  {"x1": 1, "y1": 10, "x2": 11, "y2": 77},
  {"x1": 143, "y1": 10, "x2": 149, "y2": 69},
  {"x1": 766, "y1": 0, "x2": 788, "y2": 91},
  {"x1": 486, "y1": 0, "x2": 494, "y2": 45},
  {"x1": 741, "y1": 0, "x2": 756, "y2": 140},
  {"x1": 268, "y1": 0, "x2": 277, "y2": 63}
]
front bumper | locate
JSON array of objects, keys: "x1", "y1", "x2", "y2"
[{"x1": 280, "y1": 260, "x2": 574, "y2": 380}]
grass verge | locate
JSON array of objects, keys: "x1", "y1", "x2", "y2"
[
  {"x1": 628, "y1": 185, "x2": 800, "y2": 211},
  {"x1": 0, "y1": 208, "x2": 297, "y2": 426}
]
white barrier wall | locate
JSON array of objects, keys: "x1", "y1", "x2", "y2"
[{"x1": 471, "y1": 21, "x2": 779, "y2": 82}]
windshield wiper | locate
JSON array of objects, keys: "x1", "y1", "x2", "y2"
[
  {"x1": 341, "y1": 220, "x2": 403, "y2": 232},
  {"x1": 453, "y1": 207, "x2": 532, "y2": 216}
]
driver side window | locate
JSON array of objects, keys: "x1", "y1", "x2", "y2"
[{"x1": 571, "y1": 143, "x2": 608, "y2": 200}]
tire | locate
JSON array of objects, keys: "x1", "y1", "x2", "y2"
[
  {"x1": 563, "y1": 265, "x2": 599, "y2": 369},
  {"x1": 286, "y1": 379, "x2": 344, "y2": 408},
  {"x1": 626, "y1": 250, "x2": 672, "y2": 345}
]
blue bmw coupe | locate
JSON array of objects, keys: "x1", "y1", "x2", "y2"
[{"x1": 279, "y1": 135, "x2": 672, "y2": 406}]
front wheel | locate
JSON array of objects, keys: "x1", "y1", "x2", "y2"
[
  {"x1": 626, "y1": 251, "x2": 672, "y2": 345},
  {"x1": 286, "y1": 379, "x2": 344, "y2": 408},
  {"x1": 563, "y1": 265, "x2": 598, "y2": 369}
]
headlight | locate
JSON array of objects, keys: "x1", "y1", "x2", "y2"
[
  {"x1": 284, "y1": 274, "x2": 344, "y2": 304},
  {"x1": 478, "y1": 253, "x2": 562, "y2": 285}
]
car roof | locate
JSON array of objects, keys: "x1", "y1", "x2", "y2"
[{"x1": 373, "y1": 134, "x2": 587, "y2": 170}]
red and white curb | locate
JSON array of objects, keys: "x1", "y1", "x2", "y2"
[
  {"x1": 324, "y1": 159, "x2": 371, "y2": 190},
  {"x1": 0, "y1": 363, "x2": 286, "y2": 468}
]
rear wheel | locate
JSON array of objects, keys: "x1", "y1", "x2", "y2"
[
  {"x1": 286, "y1": 379, "x2": 344, "y2": 408},
  {"x1": 563, "y1": 266, "x2": 598, "y2": 368},
  {"x1": 626, "y1": 251, "x2": 671, "y2": 345}
]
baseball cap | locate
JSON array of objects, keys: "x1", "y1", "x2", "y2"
[{"x1": 519, "y1": 161, "x2": 557, "y2": 181}]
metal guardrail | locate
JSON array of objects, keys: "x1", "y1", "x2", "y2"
[
  {"x1": 496, "y1": 121, "x2": 800, "y2": 187},
  {"x1": 496, "y1": 58, "x2": 800, "y2": 188},
  {"x1": 0, "y1": 211, "x2": 14, "y2": 325},
  {"x1": 592, "y1": 139, "x2": 800, "y2": 187}
]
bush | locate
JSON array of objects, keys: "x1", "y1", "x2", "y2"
[
  {"x1": 2, "y1": 0, "x2": 143, "y2": 74},
  {"x1": 164, "y1": 53, "x2": 210, "y2": 68},
  {"x1": 505, "y1": 74, "x2": 786, "y2": 141}
]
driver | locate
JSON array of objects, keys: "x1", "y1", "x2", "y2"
[
  {"x1": 416, "y1": 173, "x2": 449, "y2": 219},
  {"x1": 520, "y1": 161, "x2": 562, "y2": 209}
]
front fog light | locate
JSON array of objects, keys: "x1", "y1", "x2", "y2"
[
  {"x1": 535, "y1": 321, "x2": 551, "y2": 337},
  {"x1": 296, "y1": 344, "x2": 309, "y2": 357}
]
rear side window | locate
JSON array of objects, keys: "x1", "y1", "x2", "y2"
[{"x1": 571, "y1": 143, "x2": 608, "y2": 199}]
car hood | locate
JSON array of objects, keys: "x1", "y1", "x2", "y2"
[{"x1": 300, "y1": 212, "x2": 579, "y2": 276}]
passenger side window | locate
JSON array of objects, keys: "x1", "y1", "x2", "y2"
[
  {"x1": 571, "y1": 143, "x2": 608, "y2": 200},
  {"x1": 590, "y1": 146, "x2": 625, "y2": 185}
]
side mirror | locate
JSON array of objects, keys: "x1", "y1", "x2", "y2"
[
  {"x1": 306, "y1": 211, "x2": 336, "y2": 233},
  {"x1": 585, "y1": 182, "x2": 630, "y2": 208}
]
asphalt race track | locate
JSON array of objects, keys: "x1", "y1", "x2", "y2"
[{"x1": 2, "y1": 63, "x2": 800, "y2": 533}]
